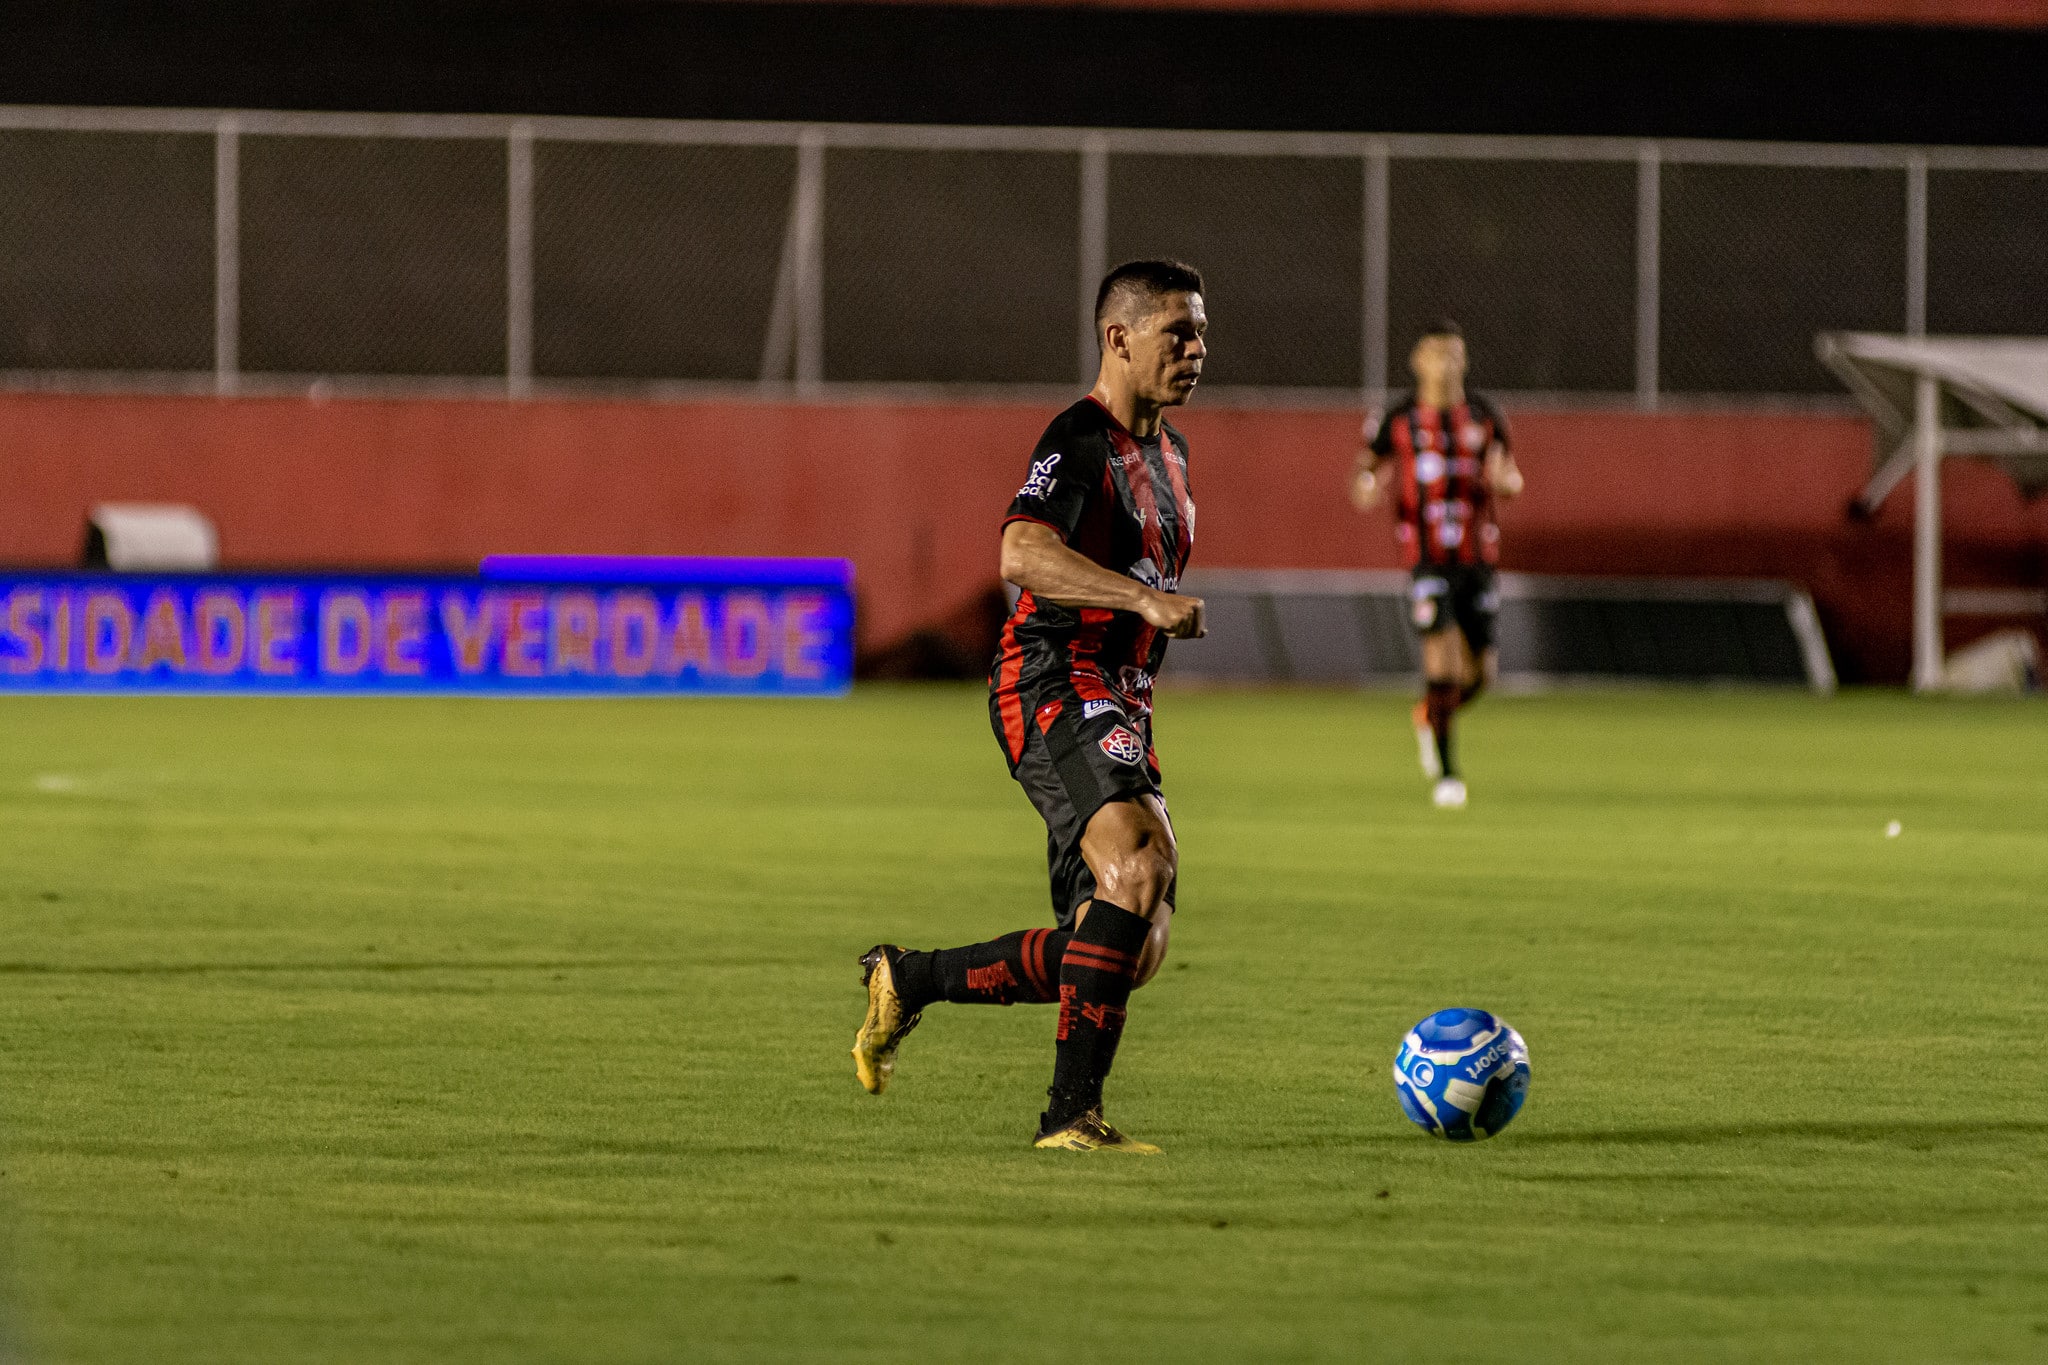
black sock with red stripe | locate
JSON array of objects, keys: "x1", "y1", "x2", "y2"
[
  {"x1": 891, "y1": 929, "x2": 1068, "y2": 1012},
  {"x1": 1425, "y1": 679, "x2": 1460, "y2": 779},
  {"x1": 1045, "y1": 899, "x2": 1150, "y2": 1126}
]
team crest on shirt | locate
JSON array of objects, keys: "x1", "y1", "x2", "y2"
[
  {"x1": 1414, "y1": 450, "x2": 1448, "y2": 484},
  {"x1": 1099, "y1": 727, "x2": 1145, "y2": 765}
]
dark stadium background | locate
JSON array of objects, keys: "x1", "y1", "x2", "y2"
[
  {"x1": 6, "y1": 2, "x2": 2048, "y2": 144},
  {"x1": 2, "y1": 0, "x2": 2045, "y2": 683}
]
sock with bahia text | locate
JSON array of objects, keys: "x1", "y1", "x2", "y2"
[
  {"x1": 891, "y1": 929, "x2": 1069, "y2": 1014},
  {"x1": 1044, "y1": 899, "x2": 1151, "y2": 1126}
]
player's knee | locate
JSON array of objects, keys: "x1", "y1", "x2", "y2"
[{"x1": 1097, "y1": 845, "x2": 1176, "y2": 916}]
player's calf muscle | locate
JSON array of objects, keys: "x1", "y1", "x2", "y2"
[{"x1": 1134, "y1": 913, "x2": 1172, "y2": 987}]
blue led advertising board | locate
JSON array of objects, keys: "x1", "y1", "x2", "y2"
[{"x1": 0, "y1": 557, "x2": 854, "y2": 696}]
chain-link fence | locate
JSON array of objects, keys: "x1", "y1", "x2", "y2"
[{"x1": 2, "y1": 107, "x2": 2046, "y2": 405}]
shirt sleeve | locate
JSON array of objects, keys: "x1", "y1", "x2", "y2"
[{"x1": 1002, "y1": 430, "x2": 1104, "y2": 543}]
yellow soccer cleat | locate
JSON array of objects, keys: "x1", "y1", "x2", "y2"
[
  {"x1": 851, "y1": 944, "x2": 921, "y2": 1094},
  {"x1": 1032, "y1": 1108, "x2": 1162, "y2": 1155}
]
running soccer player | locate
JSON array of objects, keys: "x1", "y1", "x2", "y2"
[
  {"x1": 1351, "y1": 321, "x2": 1523, "y2": 809},
  {"x1": 850, "y1": 260, "x2": 1208, "y2": 1154}
]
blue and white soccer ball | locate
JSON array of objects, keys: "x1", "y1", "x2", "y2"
[{"x1": 1392, "y1": 1008, "x2": 1530, "y2": 1141}]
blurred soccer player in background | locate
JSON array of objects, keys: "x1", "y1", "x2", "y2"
[
  {"x1": 1352, "y1": 321, "x2": 1524, "y2": 809},
  {"x1": 851, "y1": 261, "x2": 1208, "y2": 1154}
]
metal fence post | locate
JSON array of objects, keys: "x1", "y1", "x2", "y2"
[
  {"x1": 1905, "y1": 152, "x2": 1928, "y2": 337},
  {"x1": 213, "y1": 116, "x2": 239, "y2": 396},
  {"x1": 793, "y1": 130, "x2": 826, "y2": 395},
  {"x1": 1635, "y1": 142, "x2": 1661, "y2": 411},
  {"x1": 1362, "y1": 145, "x2": 1389, "y2": 415},
  {"x1": 1077, "y1": 133, "x2": 1108, "y2": 390},
  {"x1": 1911, "y1": 371, "x2": 1944, "y2": 691},
  {"x1": 506, "y1": 122, "x2": 535, "y2": 398}
]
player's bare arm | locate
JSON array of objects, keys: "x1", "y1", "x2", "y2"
[
  {"x1": 1486, "y1": 443, "x2": 1525, "y2": 499},
  {"x1": 1000, "y1": 521, "x2": 1206, "y2": 638},
  {"x1": 1350, "y1": 450, "x2": 1390, "y2": 512}
]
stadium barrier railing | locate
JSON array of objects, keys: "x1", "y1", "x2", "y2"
[
  {"x1": 1162, "y1": 568, "x2": 1837, "y2": 693},
  {"x1": 0, "y1": 104, "x2": 2044, "y2": 411}
]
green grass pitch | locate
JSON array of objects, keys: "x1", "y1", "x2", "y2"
[{"x1": 1, "y1": 687, "x2": 2044, "y2": 1362}]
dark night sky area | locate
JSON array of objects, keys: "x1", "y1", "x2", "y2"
[{"x1": 0, "y1": 2, "x2": 2042, "y2": 145}]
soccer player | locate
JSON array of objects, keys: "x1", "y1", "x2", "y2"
[
  {"x1": 850, "y1": 260, "x2": 1209, "y2": 1154},
  {"x1": 1351, "y1": 321, "x2": 1523, "y2": 809}
]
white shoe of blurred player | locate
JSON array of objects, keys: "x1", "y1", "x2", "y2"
[
  {"x1": 1411, "y1": 701, "x2": 1441, "y2": 781},
  {"x1": 1432, "y1": 777, "x2": 1467, "y2": 810}
]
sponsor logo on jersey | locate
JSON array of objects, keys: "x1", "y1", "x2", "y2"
[
  {"x1": 1414, "y1": 450, "x2": 1448, "y2": 485},
  {"x1": 1018, "y1": 452, "x2": 1062, "y2": 500},
  {"x1": 1082, "y1": 698, "x2": 1123, "y2": 721},
  {"x1": 1098, "y1": 726, "x2": 1145, "y2": 765},
  {"x1": 1423, "y1": 499, "x2": 1462, "y2": 525}
]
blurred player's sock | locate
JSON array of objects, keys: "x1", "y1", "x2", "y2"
[
  {"x1": 893, "y1": 929, "x2": 1068, "y2": 1012},
  {"x1": 1424, "y1": 679, "x2": 1460, "y2": 779},
  {"x1": 1411, "y1": 699, "x2": 1441, "y2": 780},
  {"x1": 1043, "y1": 900, "x2": 1149, "y2": 1126}
]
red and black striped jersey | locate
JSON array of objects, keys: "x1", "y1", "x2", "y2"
[
  {"x1": 991, "y1": 396, "x2": 1195, "y2": 741},
  {"x1": 1369, "y1": 392, "x2": 1510, "y2": 568}
]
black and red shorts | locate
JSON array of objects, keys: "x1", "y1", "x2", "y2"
[
  {"x1": 988, "y1": 680, "x2": 1175, "y2": 929},
  {"x1": 1408, "y1": 563, "x2": 1500, "y2": 654}
]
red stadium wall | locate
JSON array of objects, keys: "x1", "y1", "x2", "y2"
[{"x1": 3, "y1": 392, "x2": 2044, "y2": 683}]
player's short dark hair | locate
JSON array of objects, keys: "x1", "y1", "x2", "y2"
[
  {"x1": 1417, "y1": 318, "x2": 1464, "y2": 342},
  {"x1": 1095, "y1": 259, "x2": 1205, "y2": 331}
]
